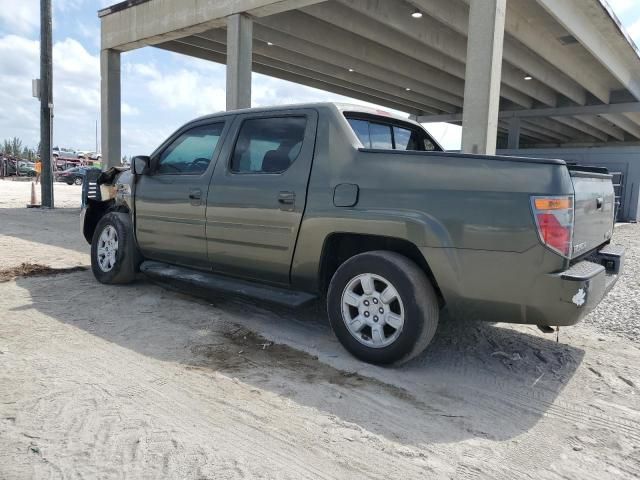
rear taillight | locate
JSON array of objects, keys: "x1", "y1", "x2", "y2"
[{"x1": 531, "y1": 195, "x2": 574, "y2": 257}]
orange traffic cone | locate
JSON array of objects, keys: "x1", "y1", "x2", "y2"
[{"x1": 26, "y1": 181, "x2": 41, "y2": 208}]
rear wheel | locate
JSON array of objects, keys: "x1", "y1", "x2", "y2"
[
  {"x1": 74, "y1": 177, "x2": 83, "y2": 185},
  {"x1": 327, "y1": 251, "x2": 439, "y2": 365},
  {"x1": 91, "y1": 212, "x2": 140, "y2": 284}
]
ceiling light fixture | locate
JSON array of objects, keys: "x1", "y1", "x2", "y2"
[
  {"x1": 348, "y1": 68, "x2": 355, "y2": 72},
  {"x1": 267, "y1": 41, "x2": 274, "y2": 46},
  {"x1": 411, "y1": 9, "x2": 423, "y2": 18},
  {"x1": 524, "y1": 74, "x2": 533, "y2": 81},
  {"x1": 405, "y1": 87, "x2": 411, "y2": 91}
]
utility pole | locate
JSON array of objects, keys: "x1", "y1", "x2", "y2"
[{"x1": 40, "y1": 0, "x2": 54, "y2": 208}]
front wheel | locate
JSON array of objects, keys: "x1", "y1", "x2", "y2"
[
  {"x1": 91, "y1": 212, "x2": 141, "y2": 284},
  {"x1": 327, "y1": 251, "x2": 439, "y2": 365}
]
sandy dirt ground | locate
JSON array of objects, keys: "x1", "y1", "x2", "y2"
[{"x1": 1, "y1": 179, "x2": 639, "y2": 479}]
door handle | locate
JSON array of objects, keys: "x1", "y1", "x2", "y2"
[
  {"x1": 189, "y1": 189, "x2": 202, "y2": 205},
  {"x1": 278, "y1": 191, "x2": 295, "y2": 204},
  {"x1": 278, "y1": 191, "x2": 295, "y2": 209}
]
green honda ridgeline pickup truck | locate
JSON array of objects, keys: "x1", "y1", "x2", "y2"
[{"x1": 82, "y1": 103, "x2": 624, "y2": 365}]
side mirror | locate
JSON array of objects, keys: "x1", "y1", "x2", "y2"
[{"x1": 132, "y1": 155, "x2": 150, "y2": 175}]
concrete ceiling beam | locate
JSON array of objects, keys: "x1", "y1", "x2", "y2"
[
  {"x1": 100, "y1": 0, "x2": 326, "y2": 51},
  {"x1": 535, "y1": 0, "x2": 640, "y2": 101},
  {"x1": 417, "y1": 102, "x2": 640, "y2": 122},
  {"x1": 294, "y1": 4, "x2": 532, "y2": 108},
  {"x1": 573, "y1": 115, "x2": 625, "y2": 141},
  {"x1": 453, "y1": 0, "x2": 612, "y2": 102},
  {"x1": 497, "y1": 121, "x2": 558, "y2": 143},
  {"x1": 326, "y1": 0, "x2": 556, "y2": 106},
  {"x1": 188, "y1": 33, "x2": 456, "y2": 112},
  {"x1": 519, "y1": 120, "x2": 572, "y2": 143},
  {"x1": 533, "y1": 117, "x2": 602, "y2": 142},
  {"x1": 550, "y1": 117, "x2": 608, "y2": 142},
  {"x1": 407, "y1": 0, "x2": 588, "y2": 105},
  {"x1": 162, "y1": 40, "x2": 438, "y2": 115},
  {"x1": 601, "y1": 114, "x2": 640, "y2": 139},
  {"x1": 258, "y1": 11, "x2": 467, "y2": 95},
  {"x1": 248, "y1": 23, "x2": 464, "y2": 108}
]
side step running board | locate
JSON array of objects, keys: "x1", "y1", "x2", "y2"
[{"x1": 140, "y1": 261, "x2": 317, "y2": 308}]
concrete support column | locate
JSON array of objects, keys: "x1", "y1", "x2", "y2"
[
  {"x1": 461, "y1": 0, "x2": 506, "y2": 155},
  {"x1": 101, "y1": 49, "x2": 121, "y2": 169},
  {"x1": 507, "y1": 117, "x2": 521, "y2": 149},
  {"x1": 226, "y1": 13, "x2": 253, "y2": 110}
]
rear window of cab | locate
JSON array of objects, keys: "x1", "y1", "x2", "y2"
[{"x1": 344, "y1": 113, "x2": 441, "y2": 152}]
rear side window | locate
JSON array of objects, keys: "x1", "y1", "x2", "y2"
[
  {"x1": 346, "y1": 115, "x2": 438, "y2": 152},
  {"x1": 230, "y1": 116, "x2": 307, "y2": 173},
  {"x1": 369, "y1": 122, "x2": 393, "y2": 149},
  {"x1": 393, "y1": 126, "x2": 436, "y2": 151},
  {"x1": 348, "y1": 119, "x2": 370, "y2": 147}
]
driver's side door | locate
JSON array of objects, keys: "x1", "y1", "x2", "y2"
[{"x1": 135, "y1": 120, "x2": 227, "y2": 268}]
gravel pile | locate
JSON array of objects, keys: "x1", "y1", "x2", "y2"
[{"x1": 584, "y1": 223, "x2": 640, "y2": 340}]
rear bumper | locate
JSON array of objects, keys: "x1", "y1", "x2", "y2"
[
  {"x1": 435, "y1": 243, "x2": 625, "y2": 327},
  {"x1": 528, "y1": 243, "x2": 624, "y2": 326}
]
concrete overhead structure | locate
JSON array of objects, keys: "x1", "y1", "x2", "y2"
[{"x1": 99, "y1": 0, "x2": 640, "y2": 166}]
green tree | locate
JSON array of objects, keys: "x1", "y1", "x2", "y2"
[
  {"x1": 22, "y1": 146, "x2": 36, "y2": 161},
  {"x1": 10, "y1": 137, "x2": 23, "y2": 157},
  {"x1": 0, "y1": 138, "x2": 39, "y2": 160}
]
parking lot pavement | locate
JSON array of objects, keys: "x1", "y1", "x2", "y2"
[
  {"x1": 0, "y1": 180, "x2": 88, "y2": 270},
  {"x1": 1, "y1": 181, "x2": 639, "y2": 479}
]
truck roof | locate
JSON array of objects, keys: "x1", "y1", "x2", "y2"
[{"x1": 190, "y1": 102, "x2": 421, "y2": 128}]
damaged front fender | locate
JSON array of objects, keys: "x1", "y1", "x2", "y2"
[{"x1": 81, "y1": 167, "x2": 135, "y2": 243}]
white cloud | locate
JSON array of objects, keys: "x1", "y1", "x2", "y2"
[
  {"x1": 122, "y1": 103, "x2": 140, "y2": 116},
  {"x1": 145, "y1": 69, "x2": 226, "y2": 114},
  {"x1": 0, "y1": 0, "x2": 107, "y2": 35},
  {"x1": 0, "y1": 34, "x2": 100, "y2": 149},
  {"x1": 607, "y1": 0, "x2": 636, "y2": 15},
  {"x1": 52, "y1": 38, "x2": 100, "y2": 138},
  {"x1": 128, "y1": 62, "x2": 161, "y2": 80},
  {"x1": 0, "y1": 35, "x2": 40, "y2": 144},
  {"x1": 627, "y1": 18, "x2": 640, "y2": 44},
  {"x1": 0, "y1": 0, "x2": 39, "y2": 34}
]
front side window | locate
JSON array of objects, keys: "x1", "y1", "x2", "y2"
[
  {"x1": 230, "y1": 116, "x2": 307, "y2": 173},
  {"x1": 157, "y1": 123, "x2": 224, "y2": 175}
]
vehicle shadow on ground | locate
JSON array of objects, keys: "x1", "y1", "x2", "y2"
[{"x1": 14, "y1": 271, "x2": 585, "y2": 447}]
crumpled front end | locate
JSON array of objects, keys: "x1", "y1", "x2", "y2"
[{"x1": 80, "y1": 167, "x2": 134, "y2": 243}]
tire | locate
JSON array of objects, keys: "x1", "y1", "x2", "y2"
[
  {"x1": 74, "y1": 177, "x2": 83, "y2": 186},
  {"x1": 91, "y1": 212, "x2": 141, "y2": 284},
  {"x1": 327, "y1": 251, "x2": 439, "y2": 366}
]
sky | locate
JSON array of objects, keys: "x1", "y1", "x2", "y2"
[{"x1": 0, "y1": 0, "x2": 639, "y2": 157}]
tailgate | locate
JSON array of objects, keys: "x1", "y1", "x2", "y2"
[{"x1": 570, "y1": 167, "x2": 615, "y2": 259}]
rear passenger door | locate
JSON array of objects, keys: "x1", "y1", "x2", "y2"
[{"x1": 206, "y1": 109, "x2": 318, "y2": 285}]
